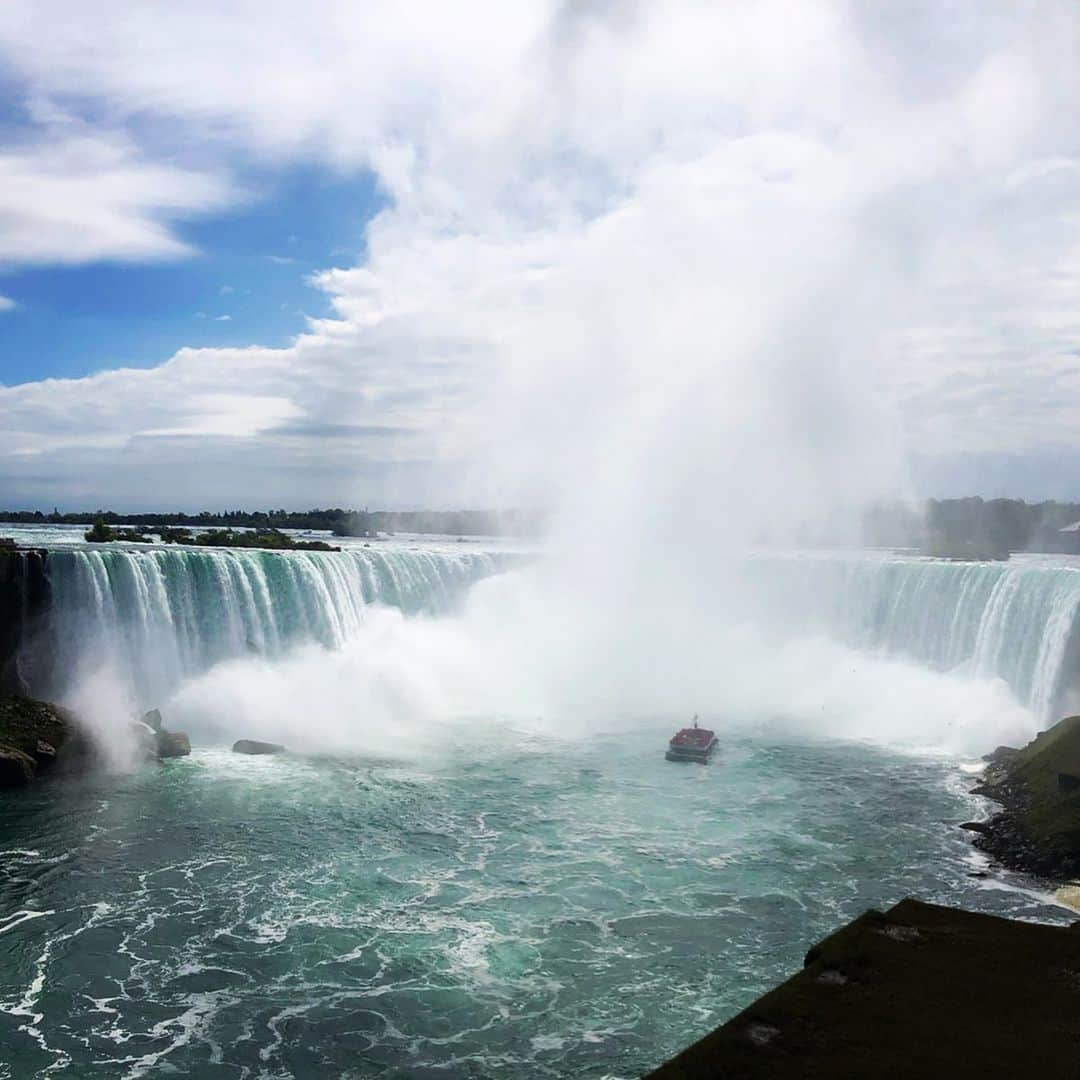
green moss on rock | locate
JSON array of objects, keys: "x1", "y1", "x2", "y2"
[
  {"x1": 0, "y1": 695, "x2": 89, "y2": 788},
  {"x1": 969, "y1": 714, "x2": 1080, "y2": 878}
]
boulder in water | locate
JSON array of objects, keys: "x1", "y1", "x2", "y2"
[
  {"x1": 140, "y1": 708, "x2": 164, "y2": 733},
  {"x1": 232, "y1": 739, "x2": 285, "y2": 755},
  {"x1": 129, "y1": 720, "x2": 159, "y2": 761},
  {"x1": 156, "y1": 732, "x2": 191, "y2": 758},
  {"x1": 132, "y1": 707, "x2": 191, "y2": 760}
]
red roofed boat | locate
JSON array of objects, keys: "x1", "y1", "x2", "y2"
[{"x1": 665, "y1": 716, "x2": 717, "y2": 763}]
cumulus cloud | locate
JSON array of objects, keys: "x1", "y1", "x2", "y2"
[
  {"x1": 0, "y1": 1, "x2": 1078, "y2": 506},
  {"x1": 0, "y1": 128, "x2": 232, "y2": 266}
]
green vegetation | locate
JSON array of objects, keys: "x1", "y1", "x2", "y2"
[
  {"x1": 190, "y1": 529, "x2": 338, "y2": 552},
  {"x1": 85, "y1": 520, "x2": 338, "y2": 551},
  {"x1": 969, "y1": 714, "x2": 1080, "y2": 878},
  {"x1": 3, "y1": 506, "x2": 544, "y2": 537},
  {"x1": 331, "y1": 508, "x2": 542, "y2": 538},
  {"x1": 18, "y1": 497, "x2": 1080, "y2": 552},
  {"x1": 0, "y1": 696, "x2": 86, "y2": 788},
  {"x1": 84, "y1": 519, "x2": 152, "y2": 544},
  {"x1": 864, "y1": 496, "x2": 1080, "y2": 556}
]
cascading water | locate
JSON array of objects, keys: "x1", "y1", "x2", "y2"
[
  {"x1": 43, "y1": 545, "x2": 512, "y2": 708},
  {"x1": 736, "y1": 552, "x2": 1080, "y2": 723},
  {"x1": 29, "y1": 543, "x2": 1080, "y2": 728}
]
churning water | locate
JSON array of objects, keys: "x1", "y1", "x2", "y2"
[
  {"x1": 45, "y1": 543, "x2": 514, "y2": 710},
  {"x1": 0, "y1": 727, "x2": 1069, "y2": 1078},
  {"x1": 1, "y1": 529, "x2": 1077, "y2": 1076},
  {"x1": 37, "y1": 541, "x2": 1080, "y2": 726}
]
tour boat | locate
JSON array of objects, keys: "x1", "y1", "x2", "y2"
[{"x1": 665, "y1": 717, "x2": 717, "y2": 762}]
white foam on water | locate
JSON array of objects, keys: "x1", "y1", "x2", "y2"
[{"x1": 0, "y1": 910, "x2": 54, "y2": 936}]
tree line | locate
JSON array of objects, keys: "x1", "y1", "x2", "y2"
[
  {"x1": 863, "y1": 497, "x2": 1080, "y2": 557},
  {"x1": 1, "y1": 507, "x2": 545, "y2": 538}
]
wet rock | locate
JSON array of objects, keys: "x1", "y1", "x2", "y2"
[
  {"x1": 965, "y1": 714, "x2": 1080, "y2": 880},
  {"x1": 156, "y1": 732, "x2": 191, "y2": 758},
  {"x1": 131, "y1": 708, "x2": 191, "y2": 760},
  {"x1": 128, "y1": 720, "x2": 159, "y2": 761},
  {"x1": 232, "y1": 739, "x2": 285, "y2": 755},
  {"x1": 34, "y1": 738, "x2": 57, "y2": 764},
  {"x1": 0, "y1": 746, "x2": 36, "y2": 787},
  {"x1": 140, "y1": 708, "x2": 163, "y2": 733},
  {"x1": 0, "y1": 550, "x2": 52, "y2": 696},
  {"x1": 0, "y1": 695, "x2": 92, "y2": 787},
  {"x1": 983, "y1": 745, "x2": 1019, "y2": 765}
]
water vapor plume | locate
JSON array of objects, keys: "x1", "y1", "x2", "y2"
[{"x1": 28, "y1": 0, "x2": 1078, "y2": 760}]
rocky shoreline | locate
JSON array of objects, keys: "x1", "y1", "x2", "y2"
[
  {"x1": 0, "y1": 692, "x2": 295, "y2": 789},
  {"x1": 0, "y1": 695, "x2": 95, "y2": 787},
  {"x1": 0, "y1": 696, "x2": 202, "y2": 789},
  {"x1": 961, "y1": 714, "x2": 1080, "y2": 883}
]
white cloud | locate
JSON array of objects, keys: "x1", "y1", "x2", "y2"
[
  {"x1": 214, "y1": 314, "x2": 232, "y2": 322},
  {"x1": 0, "y1": 129, "x2": 232, "y2": 267},
  {"x1": 0, "y1": 296, "x2": 16, "y2": 312},
  {"x1": 0, "y1": 1, "x2": 1078, "y2": 507}
]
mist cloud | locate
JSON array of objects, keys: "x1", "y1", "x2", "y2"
[{"x1": 0, "y1": 1, "x2": 1078, "y2": 506}]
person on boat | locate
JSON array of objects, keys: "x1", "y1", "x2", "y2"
[{"x1": 692, "y1": 714, "x2": 699, "y2": 729}]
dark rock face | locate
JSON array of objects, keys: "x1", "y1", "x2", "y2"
[
  {"x1": 0, "y1": 746, "x2": 36, "y2": 787},
  {"x1": 0, "y1": 695, "x2": 91, "y2": 788},
  {"x1": 645, "y1": 898, "x2": 1080, "y2": 1078},
  {"x1": 232, "y1": 739, "x2": 285, "y2": 755},
  {"x1": 156, "y1": 731, "x2": 191, "y2": 758},
  {"x1": 0, "y1": 551, "x2": 53, "y2": 697},
  {"x1": 982, "y1": 744, "x2": 1019, "y2": 766},
  {"x1": 966, "y1": 714, "x2": 1080, "y2": 879}
]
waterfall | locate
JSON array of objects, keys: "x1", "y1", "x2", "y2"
[
  {"x1": 737, "y1": 553, "x2": 1080, "y2": 722},
  {"x1": 44, "y1": 546, "x2": 512, "y2": 708},
  {"x1": 34, "y1": 545, "x2": 1080, "y2": 725}
]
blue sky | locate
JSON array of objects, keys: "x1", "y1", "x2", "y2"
[
  {"x1": 1, "y1": 168, "x2": 382, "y2": 384},
  {"x1": 0, "y1": 2, "x2": 1078, "y2": 512}
]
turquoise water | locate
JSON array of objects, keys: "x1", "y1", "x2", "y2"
[
  {"x1": 0, "y1": 725, "x2": 1065, "y2": 1078},
  {"x1": 3, "y1": 531, "x2": 1079, "y2": 1076}
]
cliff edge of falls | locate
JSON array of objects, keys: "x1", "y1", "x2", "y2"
[{"x1": 0, "y1": 548, "x2": 52, "y2": 697}]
